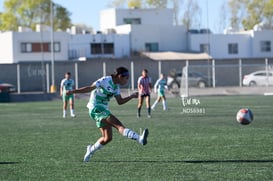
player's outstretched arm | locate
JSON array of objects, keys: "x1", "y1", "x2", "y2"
[
  {"x1": 115, "y1": 92, "x2": 138, "y2": 105},
  {"x1": 67, "y1": 84, "x2": 96, "y2": 95}
]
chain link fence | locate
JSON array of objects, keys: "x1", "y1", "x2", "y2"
[{"x1": 0, "y1": 58, "x2": 272, "y2": 96}]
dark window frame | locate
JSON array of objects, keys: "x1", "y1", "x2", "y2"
[
  {"x1": 228, "y1": 43, "x2": 238, "y2": 54},
  {"x1": 21, "y1": 42, "x2": 61, "y2": 53},
  {"x1": 260, "y1": 41, "x2": 271, "y2": 52}
]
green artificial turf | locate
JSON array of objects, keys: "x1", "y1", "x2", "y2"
[{"x1": 0, "y1": 95, "x2": 273, "y2": 180}]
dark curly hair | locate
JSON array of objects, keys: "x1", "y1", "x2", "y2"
[{"x1": 112, "y1": 67, "x2": 129, "y2": 77}]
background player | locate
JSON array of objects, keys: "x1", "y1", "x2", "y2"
[
  {"x1": 137, "y1": 69, "x2": 152, "y2": 118},
  {"x1": 60, "y1": 72, "x2": 76, "y2": 118},
  {"x1": 151, "y1": 73, "x2": 168, "y2": 111}
]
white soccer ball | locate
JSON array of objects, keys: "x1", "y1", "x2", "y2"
[{"x1": 236, "y1": 108, "x2": 253, "y2": 125}]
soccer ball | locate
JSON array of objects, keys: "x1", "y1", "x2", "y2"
[{"x1": 236, "y1": 108, "x2": 253, "y2": 125}]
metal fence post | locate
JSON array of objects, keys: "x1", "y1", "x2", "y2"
[
  {"x1": 158, "y1": 60, "x2": 162, "y2": 77},
  {"x1": 239, "y1": 59, "x2": 242, "y2": 87},
  {"x1": 265, "y1": 58, "x2": 269, "y2": 88},
  {"x1": 131, "y1": 61, "x2": 134, "y2": 90},
  {"x1": 103, "y1": 62, "x2": 106, "y2": 77},
  {"x1": 212, "y1": 59, "x2": 216, "y2": 88},
  {"x1": 46, "y1": 63, "x2": 50, "y2": 93},
  {"x1": 75, "y1": 62, "x2": 79, "y2": 89},
  {"x1": 180, "y1": 60, "x2": 189, "y2": 97},
  {"x1": 17, "y1": 64, "x2": 21, "y2": 94}
]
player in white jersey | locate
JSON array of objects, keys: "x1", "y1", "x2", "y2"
[
  {"x1": 137, "y1": 69, "x2": 152, "y2": 118},
  {"x1": 60, "y1": 72, "x2": 76, "y2": 118},
  {"x1": 67, "y1": 67, "x2": 149, "y2": 162},
  {"x1": 151, "y1": 73, "x2": 168, "y2": 111}
]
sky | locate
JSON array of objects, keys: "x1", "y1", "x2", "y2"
[{"x1": 0, "y1": 0, "x2": 227, "y2": 33}]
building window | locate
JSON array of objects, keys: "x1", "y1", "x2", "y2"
[
  {"x1": 32, "y1": 43, "x2": 49, "y2": 52},
  {"x1": 21, "y1": 43, "x2": 32, "y2": 53},
  {"x1": 91, "y1": 43, "x2": 102, "y2": 54},
  {"x1": 261, "y1": 41, "x2": 271, "y2": 52},
  {"x1": 21, "y1": 42, "x2": 61, "y2": 53},
  {"x1": 91, "y1": 43, "x2": 114, "y2": 54},
  {"x1": 228, "y1": 43, "x2": 238, "y2": 54},
  {"x1": 123, "y1": 18, "x2": 141, "y2": 25},
  {"x1": 49, "y1": 42, "x2": 61, "y2": 52},
  {"x1": 200, "y1": 44, "x2": 210, "y2": 53},
  {"x1": 103, "y1": 43, "x2": 114, "y2": 54},
  {"x1": 145, "y1": 43, "x2": 159, "y2": 52}
]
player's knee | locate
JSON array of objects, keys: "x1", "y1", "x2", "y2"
[
  {"x1": 103, "y1": 135, "x2": 112, "y2": 143},
  {"x1": 117, "y1": 126, "x2": 125, "y2": 135}
]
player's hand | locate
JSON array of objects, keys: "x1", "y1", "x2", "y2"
[
  {"x1": 66, "y1": 90, "x2": 73, "y2": 95},
  {"x1": 130, "y1": 92, "x2": 138, "y2": 98}
]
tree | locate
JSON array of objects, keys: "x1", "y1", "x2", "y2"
[
  {"x1": 227, "y1": 0, "x2": 273, "y2": 31},
  {"x1": 0, "y1": 0, "x2": 72, "y2": 31},
  {"x1": 264, "y1": 0, "x2": 273, "y2": 28},
  {"x1": 145, "y1": 0, "x2": 168, "y2": 8},
  {"x1": 108, "y1": 0, "x2": 168, "y2": 8},
  {"x1": 128, "y1": 0, "x2": 142, "y2": 8},
  {"x1": 242, "y1": 0, "x2": 273, "y2": 30},
  {"x1": 171, "y1": 0, "x2": 184, "y2": 26},
  {"x1": 107, "y1": 0, "x2": 128, "y2": 8},
  {"x1": 181, "y1": 0, "x2": 201, "y2": 30},
  {"x1": 228, "y1": 0, "x2": 247, "y2": 31},
  {"x1": 217, "y1": 1, "x2": 229, "y2": 33},
  {"x1": 54, "y1": 5, "x2": 72, "y2": 31}
]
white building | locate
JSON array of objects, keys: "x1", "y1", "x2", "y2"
[
  {"x1": 0, "y1": 31, "x2": 70, "y2": 63},
  {"x1": 251, "y1": 30, "x2": 273, "y2": 58},
  {"x1": 0, "y1": 8, "x2": 272, "y2": 64},
  {"x1": 100, "y1": 8, "x2": 187, "y2": 53},
  {"x1": 0, "y1": 27, "x2": 130, "y2": 63},
  {"x1": 68, "y1": 33, "x2": 130, "y2": 59},
  {"x1": 188, "y1": 29, "x2": 273, "y2": 59}
]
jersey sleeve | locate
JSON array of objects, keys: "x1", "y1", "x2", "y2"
[
  {"x1": 60, "y1": 79, "x2": 65, "y2": 87},
  {"x1": 114, "y1": 86, "x2": 121, "y2": 96},
  {"x1": 94, "y1": 77, "x2": 105, "y2": 88},
  {"x1": 137, "y1": 76, "x2": 142, "y2": 84},
  {"x1": 154, "y1": 79, "x2": 160, "y2": 90}
]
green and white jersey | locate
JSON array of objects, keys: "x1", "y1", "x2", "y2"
[
  {"x1": 61, "y1": 78, "x2": 74, "y2": 92},
  {"x1": 154, "y1": 78, "x2": 167, "y2": 91},
  {"x1": 87, "y1": 76, "x2": 120, "y2": 110}
]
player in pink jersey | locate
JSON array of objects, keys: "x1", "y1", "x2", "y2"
[{"x1": 137, "y1": 69, "x2": 152, "y2": 118}]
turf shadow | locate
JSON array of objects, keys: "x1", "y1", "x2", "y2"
[
  {"x1": 0, "y1": 162, "x2": 20, "y2": 165},
  {"x1": 91, "y1": 160, "x2": 273, "y2": 164},
  {"x1": 184, "y1": 160, "x2": 273, "y2": 164}
]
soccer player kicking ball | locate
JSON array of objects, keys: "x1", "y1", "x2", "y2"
[{"x1": 67, "y1": 67, "x2": 149, "y2": 162}]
